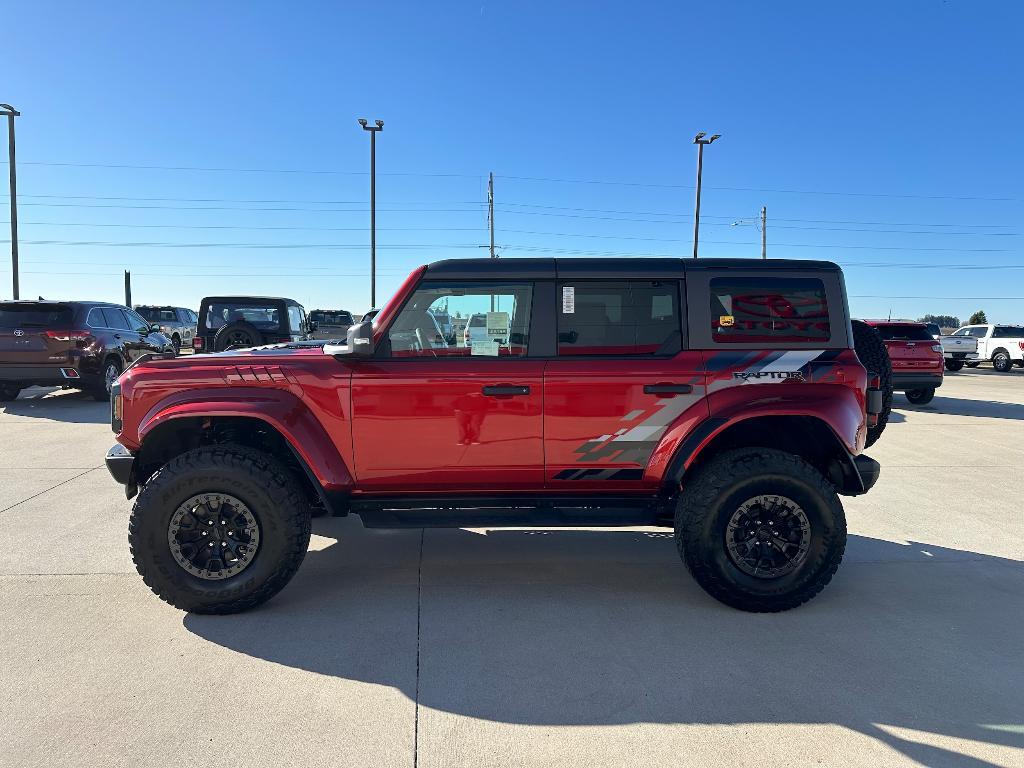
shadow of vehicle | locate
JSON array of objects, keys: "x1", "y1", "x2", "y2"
[
  {"x1": 185, "y1": 522, "x2": 1023, "y2": 766},
  {"x1": 0, "y1": 387, "x2": 110, "y2": 424},
  {"x1": 915, "y1": 396, "x2": 1024, "y2": 421}
]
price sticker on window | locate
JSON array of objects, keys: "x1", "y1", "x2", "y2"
[
  {"x1": 719, "y1": 315, "x2": 735, "y2": 327},
  {"x1": 562, "y1": 286, "x2": 575, "y2": 314},
  {"x1": 486, "y1": 311, "x2": 509, "y2": 337}
]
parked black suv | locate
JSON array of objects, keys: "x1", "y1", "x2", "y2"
[
  {"x1": 193, "y1": 296, "x2": 313, "y2": 352},
  {"x1": 0, "y1": 300, "x2": 173, "y2": 401}
]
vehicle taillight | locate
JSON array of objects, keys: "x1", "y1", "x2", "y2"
[
  {"x1": 192, "y1": 337, "x2": 203, "y2": 350},
  {"x1": 44, "y1": 330, "x2": 93, "y2": 342}
]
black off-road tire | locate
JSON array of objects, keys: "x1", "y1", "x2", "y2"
[
  {"x1": 905, "y1": 388, "x2": 935, "y2": 405},
  {"x1": 852, "y1": 319, "x2": 892, "y2": 447},
  {"x1": 944, "y1": 359, "x2": 964, "y2": 372},
  {"x1": 128, "y1": 445, "x2": 312, "y2": 614},
  {"x1": 675, "y1": 448, "x2": 847, "y2": 613},
  {"x1": 213, "y1": 321, "x2": 261, "y2": 352},
  {"x1": 171, "y1": 334, "x2": 181, "y2": 355},
  {"x1": 992, "y1": 350, "x2": 1013, "y2": 373}
]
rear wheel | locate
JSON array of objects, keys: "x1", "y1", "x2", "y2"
[
  {"x1": 674, "y1": 449, "x2": 847, "y2": 612},
  {"x1": 905, "y1": 388, "x2": 935, "y2": 405},
  {"x1": 128, "y1": 445, "x2": 311, "y2": 614},
  {"x1": 213, "y1": 322, "x2": 261, "y2": 352},
  {"x1": 992, "y1": 350, "x2": 1013, "y2": 373},
  {"x1": 0, "y1": 383, "x2": 21, "y2": 401},
  {"x1": 171, "y1": 334, "x2": 181, "y2": 354},
  {"x1": 852, "y1": 319, "x2": 892, "y2": 447},
  {"x1": 944, "y1": 359, "x2": 964, "y2": 372},
  {"x1": 92, "y1": 357, "x2": 121, "y2": 401}
]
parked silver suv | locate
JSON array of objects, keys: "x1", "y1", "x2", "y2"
[{"x1": 134, "y1": 306, "x2": 198, "y2": 354}]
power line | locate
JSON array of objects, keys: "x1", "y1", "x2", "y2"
[
  {"x1": 1, "y1": 160, "x2": 1015, "y2": 200},
  {"x1": 2, "y1": 193, "x2": 481, "y2": 205},
  {"x1": 15, "y1": 201, "x2": 484, "y2": 213},
  {"x1": 5, "y1": 220, "x2": 484, "y2": 233},
  {"x1": 0, "y1": 159, "x2": 480, "y2": 178},
  {"x1": 496, "y1": 174, "x2": 1020, "y2": 202}
]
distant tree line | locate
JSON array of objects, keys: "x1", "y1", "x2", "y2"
[{"x1": 916, "y1": 311, "x2": 986, "y2": 329}]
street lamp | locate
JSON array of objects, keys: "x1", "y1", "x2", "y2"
[
  {"x1": 358, "y1": 118, "x2": 384, "y2": 307},
  {"x1": 691, "y1": 131, "x2": 720, "y2": 259},
  {"x1": 1, "y1": 104, "x2": 19, "y2": 299}
]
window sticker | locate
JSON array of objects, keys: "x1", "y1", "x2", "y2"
[
  {"x1": 562, "y1": 286, "x2": 575, "y2": 314},
  {"x1": 486, "y1": 311, "x2": 510, "y2": 338},
  {"x1": 719, "y1": 315, "x2": 735, "y2": 328},
  {"x1": 471, "y1": 340, "x2": 500, "y2": 356}
]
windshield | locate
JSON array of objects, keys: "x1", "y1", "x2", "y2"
[
  {"x1": 876, "y1": 324, "x2": 934, "y2": 341},
  {"x1": 136, "y1": 307, "x2": 177, "y2": 322},
  {"x1": 203, "y1": 301, "x2": 281, "y2": 332},
  {"x1": 0, "y1": 303, "x2": 74, "y2": 327}
]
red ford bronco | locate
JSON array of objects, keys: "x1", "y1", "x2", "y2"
[{"x1": 106, "y1": 258, "x2": 885, "y2": 614}]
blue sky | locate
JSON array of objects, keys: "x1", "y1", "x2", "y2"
[{"x1": 2, "y1": 0, "x2": 1021, "y2": 322}]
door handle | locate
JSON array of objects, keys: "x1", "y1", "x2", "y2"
[
  {"x1": 644, "y1": 383, "x2": 693, "y2": 396},
  {"x1": 482, "y1": 385, "x2": 530, "y2": 396}
]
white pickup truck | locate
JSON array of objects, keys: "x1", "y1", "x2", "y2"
[{"x1": 947, "y1": 324, "x2": 1024, "y2": 372}]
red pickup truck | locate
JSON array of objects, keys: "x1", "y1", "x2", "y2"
[{"x1": 106, "y1": 258, "x2": 884, "y2": 614}]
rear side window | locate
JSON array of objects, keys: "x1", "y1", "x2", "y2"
[
  {"x1": 557, "y1": 280, "x2": 681, "y2": 356},
  {"x1": 710, "y1": 277, "x2": 830, "y2": 344},
  {"x1": 287, "y1": 306, "x2": 304, "y2": 334},
  {"x1": 875, "y1": 324, "x2": 933, "y2": 341},
  {"x1": 102, "y1": 308, "x2": 132, "y2": 331},
  {"x1": 0, "y1": 303, "x2": 73, "y2": 327}
]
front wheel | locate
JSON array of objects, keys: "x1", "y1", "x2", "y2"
[
  {"x1": 674, "y1": 449, "x2": 847, "y2": 612},
  {"x1": 944, "y1": 359, "x2": 964, "y2": 372},
  {"x1": 128, "y1": 445, "x2": 312, "y2": 613},
  {"x1": 905, "y1": 388, "x2": 935, "y2": 405},
  {"x1": 0, "y1": 383, "x2": 21, "y2": 401}
]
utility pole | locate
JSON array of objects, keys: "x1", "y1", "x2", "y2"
[
  {"x1": 488, "y1": 172, "x2": 496, "y2": 259},
  {"x1": 691, "y1": 132, "x2": 720, "y2": 259},
  {"x1": 760, "y1": 206, "x2": 767, "y2": 259},
  {"x1": 1, "y1": 104, "x2": 20, "y2": 299},
  {"x1": 124, "y1": 270, "x2": 132, "y2": 307},
  {"x1": 358, "y1": 118, "x2": 384, "y2": 307}
]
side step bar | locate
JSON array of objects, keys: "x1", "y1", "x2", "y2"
[{"x1": 350, "y1": 495, "x2": 666, "y2": 529}]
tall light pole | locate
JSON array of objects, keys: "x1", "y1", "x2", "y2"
[
  {"x1": 358, "y1": 118, "x2": 384, "y2": 307},
  {"x1": 1, "y1": 104, "x2": 20, "y2": 299},
  {"x1": 691, "y1": 131, "x2": 720, "y2": 259}
]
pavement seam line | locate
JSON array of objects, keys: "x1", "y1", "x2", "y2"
[
  {"x1": 0, "y1": 466, "x2": 102, "y2": 515},
  {"x1": 413, "y1": 527, "x2": 424, "y2": 768}
]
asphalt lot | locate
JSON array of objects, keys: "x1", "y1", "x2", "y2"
[{"x1": 1, "y1": 369, "x2": 1022, "y2": 768}]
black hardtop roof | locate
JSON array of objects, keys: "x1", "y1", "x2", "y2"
[
  {"x1": 199, "y1": 296, "x2": 304, "y2": 307},
  {"x1": 423, "y1": 257, "x2": 841, "y2": 280}
]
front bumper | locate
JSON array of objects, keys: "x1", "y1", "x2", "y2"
[
  {"x1": 836, "y1": 452, "x2": 880, "y2": 496},
  {"x1": 892, "y1": 372, "x2": 943, "y2": 391},
  {"x1": 105, "y1": 443, "x2": 138, "y2": 498}
]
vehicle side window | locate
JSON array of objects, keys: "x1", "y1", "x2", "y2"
[
  {"x1": 709, "y1": 277, "x2": 830, "y2": 344},
  {"x1": 86, "y1": 308, "x2": 105, "y2": 328},
  {"x1": 970, "y1": 327, "x2": 988, "y2": 338},
  {"x1": 993, "y1": 326, "x2": 1024, "y2": 338},
  {"x1": 951, "y1": 328, "x2": 969, "y2": 337},
  {"x1": 557, "y1": 280, "x2": 680, "y2": 356},
  {"x1": 125, "y1": 309, "x2": 151, "y2": 333},
  {"x1": 102, "y1": 308, "x2": 132, "y2": 331},
  {"x1": 387, "y1": 282, "x2": 532, "y2": 358},
  {"x1": 287, "y1": 306, "x2": 304, "y2": 335}
]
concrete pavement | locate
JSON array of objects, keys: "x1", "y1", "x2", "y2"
[{"x1": 1, "y1": 371, "x2": 1022, "y2": 767}]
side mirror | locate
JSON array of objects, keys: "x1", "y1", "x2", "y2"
[
  {"x1": 308, "y1": 320, "x2": 319, "y2": 331},
  {"x1": 345, "y1": 320, "x2": 375, "y2": 357},
  {"x1": 149, "y1": 324, "x2": 162, "y2": 334}
]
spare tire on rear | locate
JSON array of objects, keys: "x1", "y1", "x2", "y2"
[
  {"x1": 852, "y1": 319, "x2": 892, "y2": 447},
  {"x1": 214, "y1": 322, "x2": 261, "y2": 352}
]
